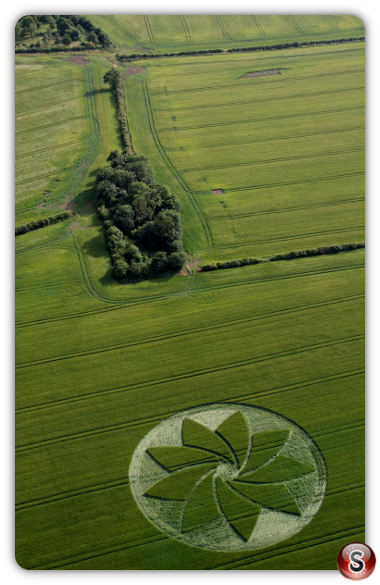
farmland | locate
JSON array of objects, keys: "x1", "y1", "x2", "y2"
[
  {"x1": 125, "y1": 43, "x2": 365, "y2": 261},
  {"x1": 15, "y1": 18, "x2": 364, "y2": 571},
  {"x1": 87, "y1": 15, "x2": 364, "y2": 52}
]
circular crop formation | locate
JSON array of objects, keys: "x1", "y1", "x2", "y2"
[{"x1": 129, "y1": 403, "x2": 327, "y2": 551}]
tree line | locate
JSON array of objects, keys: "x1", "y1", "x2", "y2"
[
  {"x1": 15, "y1": 211, "x2": 73, "y2": 236},
  {"x1": 116, "y1": 36, "x2": 365, "y2": 62},
  {"x1": 96, "y1": 150, "x2": 187, "y2": 282},
  {"x1": 201, "y1": 242, "x2": 365, "y2": 271},
  {"x1": 103, "y1": 69, "x2": 132, "y2": 152},
  {"x1": 16, "y1": 15, "x2": 112, "y2": 51}
]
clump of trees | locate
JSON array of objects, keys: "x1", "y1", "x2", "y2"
[
  {"x1": 16, "y1": 15, "x2": 112, "y2": 51},
  {"x1": 15, "y1": 211, "x2": 73, "y2": 236},
  {"x1": 96, "y1": 150, "x2": 187, "y2": 282},
  {"x1": 201, "y1": 242, "x2": 365, "y2": 272}
]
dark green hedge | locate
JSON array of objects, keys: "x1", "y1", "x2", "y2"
[
  {"x1": 15, "y1": 211, "x2": 73, "y2": 236},
  {"x1": 201, "y1": 243, "x2": 365, "y2": 271},
  {"x1": 116, "y1": 36, "x2": 365, "y2": 62}
]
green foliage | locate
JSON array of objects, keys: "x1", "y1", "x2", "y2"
[
  {"x1": 103, "y1": 69, "x2": 131, "y2": 151},
  {"x1": 200, "y1": 243, "x2": 365, "y2": 272},
  {"x1": 96, "y1": 150, "x2": 185, "y2": 282},
  {"x1": 15, "y1": 14, "x2": 113, "y2": 52},
  {"x1": 167, "y1": 250, "x2": 187, "y2": 272},
  {"x1": 15, "y1": 212, "x2": 73, "y2": 236}
]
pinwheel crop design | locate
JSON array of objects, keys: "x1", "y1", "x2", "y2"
[{"x1": 139, "y1": 410, "x2": 321, "y2": 543}]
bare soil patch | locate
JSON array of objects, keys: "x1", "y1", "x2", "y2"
[
  {"x1": 66, "y1": 55, "x2": 88, "y2": 67},
  {"x1": 126, "y1": 66, "x2": 146, "y2": 77},
  {"x1": 59, "y1": 194, "x2": 75, "y2": 211},
  {"x1": 240, "y1": 68, "x2": 282, "y2": 79},
  {"x1": 212, "y1": 189, "x2": 224, "y2": 195},
  {"x1": 179, "y1": 259, "x2": 201, "y2": 276}
]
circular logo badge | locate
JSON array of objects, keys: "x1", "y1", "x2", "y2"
[
  {"x1": 337, "y1": 543, "x2": 376, "y2": 579},
  {"x1": 129, "y1": 403, "x2": 327, "y2": 551}
]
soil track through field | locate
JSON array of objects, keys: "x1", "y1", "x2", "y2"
[
  {"x1": 180, "y1": 16, "x2": 191, "y2": 43},
  {"x1": 66, "y1": 56, "x2": 88, "y2": 67},
  {"x1": 109, "y1": 15, "x2": 139, "y2": 46}
]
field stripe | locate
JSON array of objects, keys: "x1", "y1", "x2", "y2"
[
  {"x1": 15, "y1": 422, "x2": 363, "y2": 511},
  {"x1": 165, "y1": 125, "x2": 365, "y2": 152},
  {"x1": 16, "y1": 333, "x2": 364, "y2": 414},
  {"x1": 251, "y1": 16, "x2": 265, "y2": 38},
  {"x1": 216, "y1": 16, "x2": 234, "y2": 42},
  {"x1": 142, "y1": 79, "x2": 213, "y2": 249},
  {"x1": 144, "y1": 15, "x2": 155, "y2": 45},
  {"x1": 15, "y1": 293, "x2": 364, "y2": 369},
  {"x1": 158, "y1": 105, "x2": 364, "y2": 134},
  {"x1": 209, "y1": 197, "x2": 365, "y2": 221},
  {"x1": 15, "y1": 262, "x2": 365, "y2": 329},
  {"x1": 180, "y1": 16, "x2": 191, "y2": 43},
  {"x1": 16, "y1": 139, "x2": 87, "y2": 160},
  {"x1": 15, "y1": 96, "x2": 80, "y2": 115},
  {"x1": 23, "y1": 500, "x2": 365, "y2": 570},
  {"x1": 108, "y1": 15, "x2": 139, "y2": 45},
  {"x1": 181, "y1": 147, "x2": 364, "y2": 175},
  {"x1": 15, "y1": 170, "x2": 60, "y2": 186},
  {"x1": 15, "y1": 116, "x2": 87, "y2": 135},
  {"x1": 205, "y1": 171, "x2": 365, "y2": 196},
  {"x1": 153, "y1": 68, "x2": 363, "y2": 102},
  {"x1": 213, "y1": 226, "x2": 365, "y2": 252},
  {"x1": 15, "y1": 78, "x2": 77, "y2": 94},
  {"x1": 15, "y1": 376, "x2": 364, "y2": 454},
  {"x1": 215, "y1": 524, "x2": 365, "y2": 570}
]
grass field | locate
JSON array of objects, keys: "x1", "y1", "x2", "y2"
[
  {"x1": 87, "y1": 15, "x2": 364, "y2": 52},
  {"x1": 124, "y1": 43, "x2": 365, "y2": 261},
  {"x1": 15, "y1": 18, "x2": 365, "y2": 571},
  {"x1": 15, "y1": 53, "x2": 123, "y2": 227}
]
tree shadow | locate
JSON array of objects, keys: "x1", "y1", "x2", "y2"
[
  {"x1": 84, "y1": 88, "x2": 110, "y2": 98},
  {"x1": 99, "y1": 267, "x2": 116, "y2": 286},
  {"x1": 81, "y1": 233, "x2": 107, "y2": 258}
]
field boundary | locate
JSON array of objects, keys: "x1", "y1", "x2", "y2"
[
  {"x1": 201, "y1": 243, "x2": 365, "y2": 272},
  {"x1": 116, "y1": 36, "x2": 365, "y2": 62}
]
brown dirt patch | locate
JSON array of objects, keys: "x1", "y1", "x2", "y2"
[
  {"x1": 66, "y1": 55, "x2": 88, "y2": 67},
  {"x1": 126, "y1": 66, "x2": 146, "y2": 77},
  {"x1": 68, "y1": 221, "x2": 82, "y2": 231},
  {"x1": 212, "y1": 189, "x2": 224, "y2": 195},
  {"x1": 240, "y1": 68, "x2": 282, "y2": 79},
  {"x1": 179, "y1": 259, "x2": 201, "y2": 276},
  {"x1": 59, "y1": 194, "x2": 75, "y2": 211}
]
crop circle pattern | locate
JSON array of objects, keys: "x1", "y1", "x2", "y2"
[{"x1": 129, "y1": 403, "x2": 327, "y2": 551}]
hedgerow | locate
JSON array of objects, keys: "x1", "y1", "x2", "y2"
[
  {"x1": 103, "y1": 69, "x2": 132, "y2": 152},
  {"x1": 201, "y1": 243, "x2": 365, "y2": 271},
  {"x1": 116, "y1": 36, "x2": 365, "y2": 63},
  {"x1": 15, "y1": 211, "x2": 73, "y2": 236}
]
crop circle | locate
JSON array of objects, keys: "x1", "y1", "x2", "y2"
[{"x1": 129, "y1": 403, "x2": 327, "y2": 551}]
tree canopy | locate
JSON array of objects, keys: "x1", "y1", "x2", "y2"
[{"x1": 96, "y1": 150, "x2": 186, "y2": 282}]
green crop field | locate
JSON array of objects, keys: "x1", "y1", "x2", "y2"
[
  {"x1": 124, "y1": 43, "x2": 365, "y2": 261},
  {"x1": 15, "y1": 17, "x2": 365, "y2": 571},
  {"x1": 87, "y1": 15, "x2": 364, "y2": 52}
]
